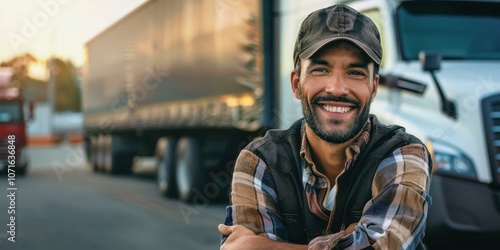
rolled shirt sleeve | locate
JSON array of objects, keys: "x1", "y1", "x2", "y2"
[
  {"x1": 223, "y1": 142, "x2": 431, "y2": 249},
  {"x1": 323, "y1": 143, "x2": 432, "y2": 249},
  {"x1": 222, "y1": 149, "x2": 288, "y2": 243}
]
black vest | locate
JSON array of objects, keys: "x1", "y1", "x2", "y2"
[{"x1": 247, "y1": 115, "x2": 430, "y2": 247}]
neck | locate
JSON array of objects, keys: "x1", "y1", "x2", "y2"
[{"x1": 305, "y1": 125, "x2": 359, "y2": 185}]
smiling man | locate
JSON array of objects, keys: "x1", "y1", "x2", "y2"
[{"x1": 219, "y1": 4, "x2": 432, "y2": 250}]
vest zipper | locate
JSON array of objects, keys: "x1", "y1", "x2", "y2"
[
  {"x1": 324, "y1": 169, "x2": 345, "y2": 235},
  {"x1": 324, "y1": 159, "x2": 353, "y2": 235}
]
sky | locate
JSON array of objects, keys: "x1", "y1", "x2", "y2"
[{"x1": 0, "y1": 0, "x2": 147, "y2": 67}]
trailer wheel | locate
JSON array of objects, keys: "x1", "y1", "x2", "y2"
[
  {"x1": 156, "y1": 137, "x2": 178, "y2": 198},
  {"x1": 89, "y1": 136, "x2": 99, "y2": 172},
  {"x1": 103, "y1": 135, "x2": 112, "y2": 173},
  {"x1": 175, "y1": 137, "x2": 206, "y2": 203},
  {"x1": 96, "y1": 135, "x2": 105, "y2": 172}
]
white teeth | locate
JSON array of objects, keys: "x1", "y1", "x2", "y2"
[{"x1": 322, "y1": 105, "x2": 352, "y2": 113}]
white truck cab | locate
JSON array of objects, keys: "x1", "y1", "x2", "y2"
[{"x1": 278, "y1": 0, "x2": 500, "y2": 245}]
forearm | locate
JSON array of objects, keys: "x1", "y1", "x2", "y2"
[
  {"x1": 219, "y1": 224, "x2": 307, "y2": 250},
  {"x1": 235, "y1": 236, "x2": 307, "y2": 250}
]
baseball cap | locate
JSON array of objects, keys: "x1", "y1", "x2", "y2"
[{"x1": 293, "y1": 4, "x2": 382, "y2": 67}]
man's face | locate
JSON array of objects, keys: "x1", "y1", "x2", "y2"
[{"x1": 291, "y1": 41, "x2": 379, "y2": 144}]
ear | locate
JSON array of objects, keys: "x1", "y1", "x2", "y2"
[
  {"x1": 371, "y1": 74, "x2": 379, "y2": 102},
  {"x1": 290, "y1": 70, "x2": 301, "y2": 100}
]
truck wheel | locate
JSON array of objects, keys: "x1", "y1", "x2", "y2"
[
  {"x1": 104, "y1": 135, "x2": 112, "y2": 173},
  {"x1": 96, "y1": 135, "x2": 105, "y2": 172},
  {"x1": 89, "y1": 136, "x2": 99, "y2": 172},
  {"x1": 156, "y1": 137, "x2": 178, "y2": 198},
  {"x1": 175, "y1": 137, "x2": 206, "y2": 203}
]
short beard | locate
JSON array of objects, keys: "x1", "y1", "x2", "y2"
[{"x1": 301, "y1": 93, "x2": 370, "y2": 144}]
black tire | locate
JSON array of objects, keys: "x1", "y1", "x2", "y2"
[
  {"x1": 90, "y1": 136, "x2": 99, "y2": 172},
  {"x1": 103, "y1": 135, "x2": 112, "y2": 173},
  {"x1": 96, "y1": 135, "x2": 105, "y2": 172},
  {"x1": 156, "y1": 138, "x2": 178, "y2": 198},
  {"x1": 175, "y1": 137, "x2": 206, "y2": 204}
]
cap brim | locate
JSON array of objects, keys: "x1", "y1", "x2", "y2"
[{"x1": 299, "y1": 37, "x2": 380, "y2": 65}]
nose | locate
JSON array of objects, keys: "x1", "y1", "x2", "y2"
[{"x1": 324, "y1": 74, "x2": 349, "y2": 96}]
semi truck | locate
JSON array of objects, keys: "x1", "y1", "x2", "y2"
[
  {"x1": 82, "y1": 0, "x2": 274, "y2": 203},
  {"x1": 342, "y1": 0, "x2": 500, "y2": 245},
  {"x1": 82, "y1": 0, "x2": 500, "y2": 245},
  {"x1": 0, "y1": 67, "x2": 32, "y2": 175}
]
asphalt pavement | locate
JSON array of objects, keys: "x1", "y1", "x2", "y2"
[
  {"x1": 0, "y1": 142, "x2": 227, "y2": 250},
  {"x1": 1, "y1": 142, "x2": 495, "y2": 250}
]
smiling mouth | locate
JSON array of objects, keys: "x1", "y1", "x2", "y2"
[{"x1": 321, "y1": 105, "x2": 353, "y2": 113}]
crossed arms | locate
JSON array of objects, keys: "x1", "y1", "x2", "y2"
[{"x1": 219, "y1": 144, "x2": 431, "y2": 249}]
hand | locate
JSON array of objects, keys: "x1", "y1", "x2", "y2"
[
  {"x1": 342, "y1": 223, "x2": 375, "y2": 245},
  {"x1": 218, "y1": 224, "x2": 307, "y2": 250},
  {"x1": 218, "y1": 224, "x2": 258, "y2": 250}
]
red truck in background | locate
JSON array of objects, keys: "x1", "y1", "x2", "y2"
[{"x1": 0, "y1": 67, "x2": 33, "y2": 175}]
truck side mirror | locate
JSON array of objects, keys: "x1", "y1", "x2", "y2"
[
  {"x1": 419, "y1": 51, "x2": 442, "y2": 71},
  {"x1": 419, "y1": 51, "x2": 456, "y2": 119}
]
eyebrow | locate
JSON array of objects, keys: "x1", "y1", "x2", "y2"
[
  {"x1": 309, "y1": 59, "x2": 329, "y2": 66},
  {"x1": 308, "y1": 58, "x2": 370, "y2": 70},
  {"x1": 347, "y1": 61, "x2": 370, "y2": 69}
]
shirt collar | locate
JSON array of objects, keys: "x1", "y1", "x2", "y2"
[{"x1": 299, "y1": 118, "x2": 372, "y2": 170}]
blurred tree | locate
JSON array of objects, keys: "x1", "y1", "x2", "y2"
[
  {"x1": 49, "y1": 58, "x2": 81, "y2": 112},
  {"x1": 0, "y1": 54, "x2": 81, "y2": 112},
  {"x1": 1, "y1": 53, "x2": 46, "y2": 102}
]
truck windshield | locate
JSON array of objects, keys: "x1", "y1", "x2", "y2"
[
  {"x1": 0, "y1": 102, "x2": 22, "y2": 123},
  {"x1": 397, "y1": 1, "x2": 500, "y2": 61}
]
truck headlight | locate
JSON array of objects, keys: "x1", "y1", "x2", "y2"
[{"x1": 426, "y1": 140, "x2": 477, "y2": 180}]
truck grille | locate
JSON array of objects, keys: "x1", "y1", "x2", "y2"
[{"x1": 483, "y1": 94, "x2": 500, "y2": 186}]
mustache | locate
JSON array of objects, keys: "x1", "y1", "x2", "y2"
[{"x1": 312, "y1": 95, "x2": 361, "y2": 108}]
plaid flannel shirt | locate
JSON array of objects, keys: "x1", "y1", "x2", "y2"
[{"x1": 223, "y1": 119, "x2": 432, "y2": 249}]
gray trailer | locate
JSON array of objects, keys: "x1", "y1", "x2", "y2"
[
  {"x1": 82, "y1": 0, "x2": 277, "y2": 203},
  {"x1": 83, "y1": 0, "x2": 500, "y2": 246}
]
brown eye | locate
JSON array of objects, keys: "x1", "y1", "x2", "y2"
[
  {"x1": 311, "y1": 67, "x2": 328, "y2": 75},
  {"x1": 348, "y1": 70, "x2": 364, "y2": 76},
  {"x1": 347, "y1": 70, "x2": 367, "y2": 79}
]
